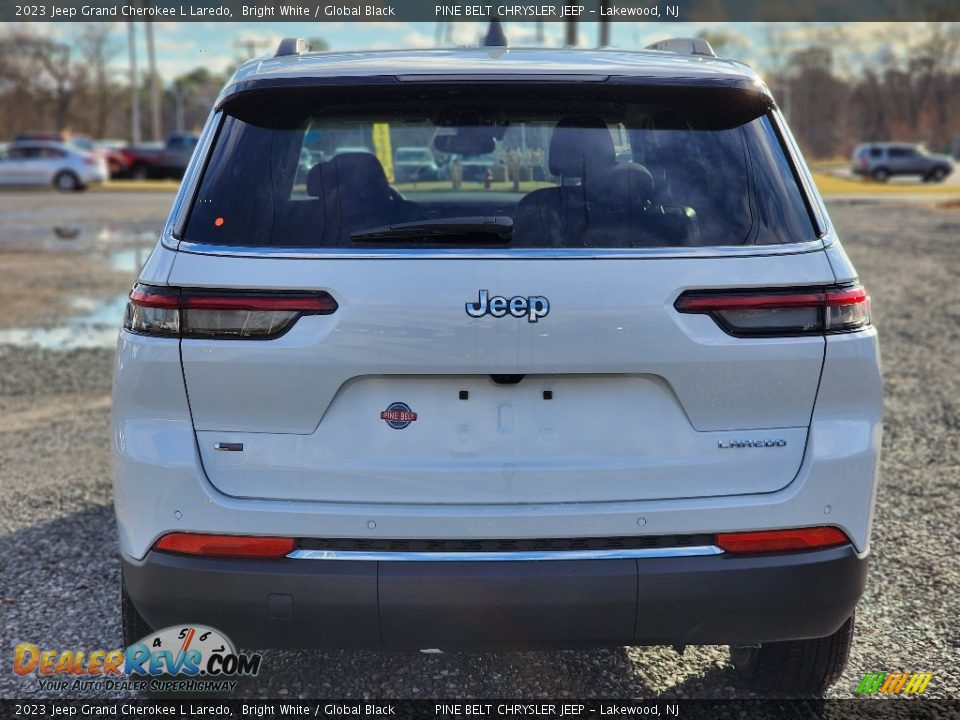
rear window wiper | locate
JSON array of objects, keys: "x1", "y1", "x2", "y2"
[{"x1": 351, "y1": 216, "x2": 512, "y2": 244}]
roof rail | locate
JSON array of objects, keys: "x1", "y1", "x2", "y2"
[
  {"x1": 645, "y1": 37, "x2": 716, "y2": 58},
  {"x1": 275, "y1": 38, "x2": 311, "y2": 58}
]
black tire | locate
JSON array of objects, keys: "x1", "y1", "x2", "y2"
[
  {"x1": 53, "y1": 171, "x2": 82, "y2": 192},
  {"x1": 122, "y1": 574, "x2": 192, "y2": 698},
  {"x1": 928, "y1": 167, "x2": 948, "y2": 183},
  {"x1": 870, "y1": 167, "x2": 889, "y2": 182},
  {"x1": 731, "y1": 614, "x2": 855, "y2": 696},
  {"x1": 121, "y1": 572, "x2": 152, "y2": 649},
  {"x1": 131, "y1": 163, "x2": 150, "y2": 181}
]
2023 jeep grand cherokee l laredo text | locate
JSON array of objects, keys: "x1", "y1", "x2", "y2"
[{"x1": 113, "y1": 39, "x2": 882, "y2": 695}]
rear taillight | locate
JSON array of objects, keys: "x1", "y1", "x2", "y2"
[
  {"x1": 84, "y1": 154, "x2": 98, "y2": 166},
  {"x1": 716, "y1": 527, "x2": 849, "y2": 554},
  {"x1": 125, "y1": 285, "x2": 179, "y2": 336},
  {"x1": 123, "y1": 283, "x2": 337, "y2": 339},
  {"x1": 153, "y1": 533, "x2": 295, "y2": 558},
  {"x1": 824, "y1": 285, "x2": 871, "y2": 332},
  {"x1": 675, "y1": 282, "x2": 870, "y2": 337}
]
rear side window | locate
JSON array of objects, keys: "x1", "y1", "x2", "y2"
[
  {"x1": 888, "y1": 147, "x2": 916, "y2": 158},
  {"x1": 185, "y1": 83, "x2": 815, "y2": 250}
]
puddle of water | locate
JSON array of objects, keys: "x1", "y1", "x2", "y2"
[
  {"x1": 0, "y1": 325, "x2": 121, "y2": 351},
  {"x1": 0, "y1": 232, "x2": 154, "y2": 350},
  {"x1": 70, "y1": 295, "x2": 130, "y2": 325},
  {"x1": 1, "y1": 223, "x2": 158, "y2": 252},
  {"x1": 0, "y1": 294, "x2": 128, "y2": 351},
  {"x1": 108, "y1": 247, "x2": 150, "y2": 274}
]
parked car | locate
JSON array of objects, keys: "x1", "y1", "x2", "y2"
[
  {"x1": 14, "y1": 130, "x2": 78, "y2": 144},
  {"x1": 331, "y1": 145, "x2": 373, "y2": 157},
  {"x1": 0, "y1": 141, "x2": 108, "y2": 191},
  {"x1": 852, "y1": 142, "x2": 954, "y2": 182},
  {"x1": 393, "y1": 146, "x2": 441, "y2": 182},
  {"x1": 95, "y1": 139, "x2": 132, "y2": 178},
  {"x1": 456, "y1": 151, "x2": 502, "y2": 182},
  {"x1": 13, "y1": 131, "x2": 127, "y2": 179},
  {"x1": 115, "y1": 38, "x2": 881, "y2": 696},
  {"x1": 295, "y1": 148, "x2": 317, "y2": 185},
  {"x1": 122, "y1": 133, "x2": 200, "y2": 179}
]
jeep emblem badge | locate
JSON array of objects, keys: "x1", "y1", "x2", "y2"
[{"x1": 466, "y1": 289, "x2": 550, "y2": 323}]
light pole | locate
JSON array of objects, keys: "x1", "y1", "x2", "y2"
[
  {"x1": 173, "y1": 83, "x2": 188, "y2": 133},
  {"x1": 144, "y1": 17, "x2": 162, "y2": 142},
  {"x1": 127, "y1": 22, "x2": 140, "y2": 144}
]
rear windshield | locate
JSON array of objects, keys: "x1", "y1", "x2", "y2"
[{"x1": 184, "y1": 83, "x2": 815, "y2": 249}]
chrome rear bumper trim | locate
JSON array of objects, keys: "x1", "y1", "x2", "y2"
[{"x1": 286, "y1": 546, "x2": 723, "y2": 562}]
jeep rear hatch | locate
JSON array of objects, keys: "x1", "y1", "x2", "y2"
[{"x1": 165, "y1": 81, "x2": 834, "y2": 504}]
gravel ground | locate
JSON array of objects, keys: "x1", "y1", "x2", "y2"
[{"x1": 0, "y1": 195, "x2": 957, "y2": 701}]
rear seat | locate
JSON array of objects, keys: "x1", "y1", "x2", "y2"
[
  {"x1": 513, "y1": 117, "x2": 676, "y2": 248},
  {"x1": 513, "y1": 116, "x2": 618, "y2": 247},
  {"x1": 307, "y1": 152, "x2": 417, "y2": 245}
]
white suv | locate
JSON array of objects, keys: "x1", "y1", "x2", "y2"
[{"x1": 113, "y1": 39, "x2": 882, "y2": 695}]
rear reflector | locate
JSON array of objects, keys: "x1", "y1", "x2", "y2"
[
  {"x1": 124, "y1": 284, "x2": 337, "y2": 339},
  {"x1": 675, "y1": 283, "x2": 870, "y2": 337},
  {"x1": 715, "y1": 527, "x2": 849, "y2": 554},
  {"x1": 153, "y1": 533, "x2": 295, "y2": 558}
]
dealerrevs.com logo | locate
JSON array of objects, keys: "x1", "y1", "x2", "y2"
[{"x1": 13, "y1": 624, "x2": 261, "y2": 693}]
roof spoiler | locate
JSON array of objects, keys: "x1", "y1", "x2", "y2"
[
  {"x1": 645, "y1": 38, "x2": 717, "y2": 58},
  {"x1": 275, "y1": 38, "x2": 311, "y2": 57}
]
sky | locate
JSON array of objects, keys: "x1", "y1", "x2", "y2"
[{"x1": 7, "y1": 21, "x2": 914, "y2": 82}]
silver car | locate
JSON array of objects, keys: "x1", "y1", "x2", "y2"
[
  {"x1": 0, "y1": 141, "x2": 109, "y2": 191},
  {"x1": 852, "y1": 142, "x2": 954, "y2": 182}
]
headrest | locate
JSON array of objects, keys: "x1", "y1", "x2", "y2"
[
  {"x1": 307, "y1": 152, "x2": 391, "y2": 198},
  {"x1": 548, "y1": 116, "x2": 616, "y2": 177},
  {"x1": 590, "y1": 162, "x2": 655, "y2": 201}
]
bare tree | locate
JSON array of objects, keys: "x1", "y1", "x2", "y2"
[
  {"x1": 127, "y1": 22, "x2": 141, "y2": 143},
  {"x1": 76, "y1": 24, "x2": 119, "y2": 138}
]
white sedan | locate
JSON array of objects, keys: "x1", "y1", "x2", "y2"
[{"x1": 0, "y1": 142, "x2": 109, "y2": 191}]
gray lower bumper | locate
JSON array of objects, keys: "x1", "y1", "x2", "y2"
[{"x1": 121, "y1": 545, "x2": 866, "y2": 650}]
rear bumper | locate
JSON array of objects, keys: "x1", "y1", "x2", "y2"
[{"x1": 121, "y1": 544, "x2": 866, "y2": 650}]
